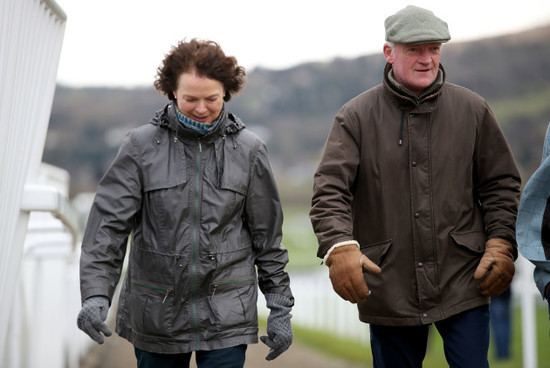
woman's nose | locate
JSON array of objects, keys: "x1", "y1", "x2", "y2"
[{"x1": 195, "y1": 102, "x2": 207, "y2": 113}]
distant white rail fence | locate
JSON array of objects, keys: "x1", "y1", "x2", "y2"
[
  {"x1": 258, "y1": 269, "x2": 370, "y2": 343},
  {"x1": 259, "y1": 254, "x2": 541, "y2": 368}
]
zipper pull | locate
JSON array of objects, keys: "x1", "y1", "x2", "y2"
[
  {"x1": 162, "y1": 288, "x2": 173, "y2": 303},
  {"x1": 198, "y1": 141, "x2": 202, "y2": 152},
  {"x1": 212, "y1": 284, "x2": 218, "y2": 296}
]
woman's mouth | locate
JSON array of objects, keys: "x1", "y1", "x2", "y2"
[{"x1": 193, "y1": 115, "x2": 209, "y2": 122}]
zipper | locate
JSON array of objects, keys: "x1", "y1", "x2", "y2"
[
  {"x1": 131, "y1": 280, "x2": 173, "y2": 304},
  {"x1": 212, "y1": 277, "x2": 256, "y2": 296},
  {"x1": 162, "y1": 288, "x2": 173, "y2": 303},
  {"x1": 192, "y1": 139, "x2": 201, "y2": 348}
]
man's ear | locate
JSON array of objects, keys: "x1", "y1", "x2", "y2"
[{"x1": 383, "y1": 44, "x2": 394, "y2": 64}]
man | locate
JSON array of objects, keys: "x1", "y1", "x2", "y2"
[
  {"x1": 310, "y1": 5, "x2": 521, "y2": 367},
  {"x1": 516, "y1": 122, "x2": 550, "y2": 318}
]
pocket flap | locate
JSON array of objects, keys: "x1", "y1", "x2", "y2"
[
  {"x1": 450, "y1": 231, "x2": 486, "y2": 253},
  {"x1": 360, "y1": 239, "x2": 392, "y2": 265}
]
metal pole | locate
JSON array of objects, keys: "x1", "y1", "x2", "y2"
[{"x1": 519, "y1": 255, "x2": 537, "y2": 368}]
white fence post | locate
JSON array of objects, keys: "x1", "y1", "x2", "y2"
[{"x1": 517, "y1": 255, "x2": 538, "y2": 368}]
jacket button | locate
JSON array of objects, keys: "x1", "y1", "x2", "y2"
[
  {"x1": 412, "y1": 161, "x2": 417, "y2": 167},
  {"x1": 418, "y1": 262, "x2": 423, "y2": 267},
  {"x1": 414, "y1": 212, "x2": 420, "y2": 218}
]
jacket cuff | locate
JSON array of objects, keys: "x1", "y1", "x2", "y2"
[
  {"x1": 534, "y1": 264, "x2": 550, "y2": 300},
  {"x1": 323, "y1": 240, "x2": 360, "y2": 266}
]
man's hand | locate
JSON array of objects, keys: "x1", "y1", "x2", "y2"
[
  {"x1": 77, "y1": 296, "x2": 112, "y2": 344},
  {"x1": 260, "y1": 294, "x2": 293, "y2": 360},
  {"x1": 325, "y1": 244, "x2": 381, "y2": 303},
  {"x1": 474, "y1": 238, "x2": 515, "y2": 296}
]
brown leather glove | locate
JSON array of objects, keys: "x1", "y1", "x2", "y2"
[
  {"x1": 325, "y1": 244, "x2": 381, "y2": 303},
  {"x1": 473, "y1": 238, "x2": 515, "y2": 296}
]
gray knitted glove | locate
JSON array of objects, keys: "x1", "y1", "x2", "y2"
[
  {"x1": 260, "y1": 293, "x2": 293, "y2": 360},
  {"x1": 77, "y1": 296, "x2": 112, "y2": 344}
]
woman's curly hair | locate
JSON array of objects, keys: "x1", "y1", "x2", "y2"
[{"x1": 154, "y1": 39, "x2": 246, "y2": 102}]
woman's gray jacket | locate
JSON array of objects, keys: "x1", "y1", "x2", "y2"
[{"x1": 79, "y1": 103, "x2": 293, "y2": 353}]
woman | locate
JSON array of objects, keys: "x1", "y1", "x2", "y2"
[{"x1": 77, "y1": 39, "x2": 294, "y2": 367}]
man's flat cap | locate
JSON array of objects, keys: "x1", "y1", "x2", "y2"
[{"x1": 385, "y1": 5, "x2": 451, "y2": 44}]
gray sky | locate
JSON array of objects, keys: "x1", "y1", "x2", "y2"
[{"x1": 54, "y1": 0, "x2": 550, "y2": 87}]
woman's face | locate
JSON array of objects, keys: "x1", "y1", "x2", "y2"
[{"x1": 173, "y1": 71, "x2": 225, "y2": 124}]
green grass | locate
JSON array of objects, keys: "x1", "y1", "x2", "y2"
[
  {"x1": 281, "y1": 206, "x2": 320, "y2": 270},
  {"x1": 490, "y1": 86, "x2": 550, "y2": 126}
]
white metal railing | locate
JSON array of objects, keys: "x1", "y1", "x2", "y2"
[
  {"x1": 0, "y1": 0, "x2": 67, "y2": 364},
  {"x1": 3, "y1": 164, "x2": 86, "y2": 368}
]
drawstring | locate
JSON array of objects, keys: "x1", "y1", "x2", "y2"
[
  {"x1": 399, "y1": 110, "x2": 404, "y2": 146},
  {"x1": 155, "y1": 123, "x2": 162, "y2": 144}
]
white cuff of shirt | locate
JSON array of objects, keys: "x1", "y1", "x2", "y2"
[{"x1": 323, "y1": 240, "x2": 360, "y2": 266}]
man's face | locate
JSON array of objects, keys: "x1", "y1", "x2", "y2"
[{"x1": 383, "y1": 42, "x2": 442, "y2": 96}]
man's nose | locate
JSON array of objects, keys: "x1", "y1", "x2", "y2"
[{"x1": 418, "y1": 51, "x2": 431, "y2": 64}]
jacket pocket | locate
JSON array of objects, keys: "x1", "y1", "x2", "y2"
[
  {"x1": 219, "y1": 141, "x2": 248, "y2": 196},
  {"x1": 209, "y1": 275, "x2": 258, "y2": 331},
  {"x1": 450, "y1": 231, "x2": 486, "y2": 254},
  {"x1": 360, "y1": 239, "x2": 392, "y2": 266},
  {"x1": 129, "y1": 278, "x2": 177, "y2": 337},
  {"x1": 142, "y1": 181, "x2": 189, "y2": 250}
]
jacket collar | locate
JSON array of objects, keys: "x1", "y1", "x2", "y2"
[
  {"x1": 383, "y1": 62, "x2": 446, "y2": 111},
  {"x1": 150, "y1": 102, "x2": 245, "y2": 142}
]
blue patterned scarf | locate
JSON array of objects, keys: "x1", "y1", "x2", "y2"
[{"x1": 174, "y1": 104, "x2": 224, "y2": 134}]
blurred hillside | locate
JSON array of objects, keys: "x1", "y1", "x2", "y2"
[{"x1": 44, "y1": 24, "x2": 550, "y2": 205}]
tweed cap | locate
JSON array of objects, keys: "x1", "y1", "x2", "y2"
[{"x1": 385, "y1": 5, "x2": 451, "y2": 44}]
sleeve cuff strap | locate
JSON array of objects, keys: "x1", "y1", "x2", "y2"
[{"x1": 323, "y1": 240, "x2": 360, "y2": 266}]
